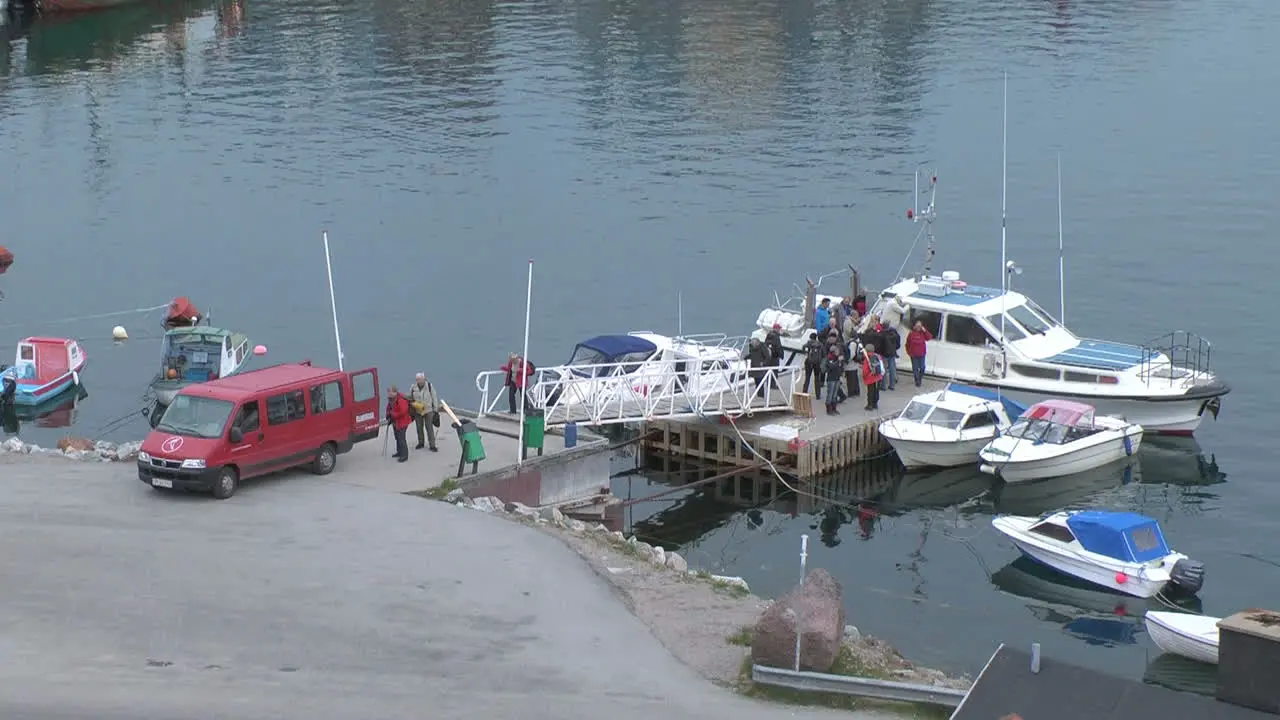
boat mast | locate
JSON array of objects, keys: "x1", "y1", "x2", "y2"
[
  {"x1": 1057, "y1": 153, "x2": 1066, "y2": 325},
  {"x1": 1000, "y1": 73, "x2": 1008, "y2": 346}
]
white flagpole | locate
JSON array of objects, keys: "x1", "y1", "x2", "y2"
[
  {"x1": 1057, "y1": 153, "x2": 1066, "y2": 325},
  {"x1": 322, "y1": 230, "x2": 345, "y2": 371},
  {"x1": 517, "y1": 259, "x2": 534, "y2": 467}
]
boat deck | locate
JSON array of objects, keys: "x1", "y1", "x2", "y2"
[{"x1": 643, "y1": 378, "x2": 945, "y2": 478}]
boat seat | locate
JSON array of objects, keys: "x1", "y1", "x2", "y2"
[
  {"x1": 184, "y1": 369, "x2": 213, "y2": 382},
  {"x1": 18, "y1": 364, "x2": 36, "y2": 380}
]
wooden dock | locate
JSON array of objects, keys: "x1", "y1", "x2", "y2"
[{"x1": 643, "y1": 378, "x2": 944, "y2": 479}]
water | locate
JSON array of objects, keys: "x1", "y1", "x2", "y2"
[{"x1": 1, "y1": 0, "x2": 1276, "y2": 684}]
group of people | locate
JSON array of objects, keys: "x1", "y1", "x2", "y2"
[
  {"x1": 384, "y1": 373, "x2": 442, "y2": 462},
  {"x1": 800, "y1": 295, "x2": 935, "y2": 416}
]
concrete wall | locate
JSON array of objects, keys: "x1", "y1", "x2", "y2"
[{"x1": 459, "y1": 437, "x2": 612, "y2": 509}]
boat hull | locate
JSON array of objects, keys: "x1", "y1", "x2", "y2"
[
  {"x1": 1145, "y1": 611, "x2": 1220, "y2": 665},
  {"x1": 981, "y1": 428, "x2": 1143, "y2": 483},
  {"x1": 4, "y1": 359, "x2": 85, "y2": 406},
  {"x1": 885, "y1": 435, "x2": 990, "y2": 469},
  {"x1": 991, "y1": 516, "x2": 1171, "y2": 599}
]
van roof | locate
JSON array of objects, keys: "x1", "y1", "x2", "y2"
[{"x1": 179, "y1": 362, "x2": 342, "y2": 401}]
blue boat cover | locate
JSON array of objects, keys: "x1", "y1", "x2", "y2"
[
  {"x1": 579, "y1": 335, "x2": 658, "y2": 360},
  {"x1": 1065, "y1": 511, "x2": 1171, "y2": 564},
  {"x1": 943, "y1": 383, "x2": 1028, "y2": 422}
]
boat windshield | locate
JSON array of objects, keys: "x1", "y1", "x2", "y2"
[
  {"x1": 986, "y1": 313, "x2": 1027, "y2": 342},
  {"x1": 1004, "y1": 418, "x2": 1073, "y2": 445},
  {"x1": 156, "y1": 396, "x2": 234, "y2": 439},
  {"x1": 1008, "y1": 304, "x2": 1054, "y2": 335},
  {"x1": 900, "y1": 401, "x2": 965, "y2": 429},
  {"x1": 567, "y1": 345, "x2": 608, "y2": 366}
]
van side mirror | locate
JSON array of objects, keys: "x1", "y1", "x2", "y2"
[{"x1": 229, "y1": 427, "x2": 243, "y2": 443}]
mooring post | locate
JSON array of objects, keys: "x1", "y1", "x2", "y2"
[
  {"x1": 793, "y1": 533, "x2": 809, "y2": 672},
  {"x1": 1030, "y1": 642, "x2": 1041, "y2": 674}
]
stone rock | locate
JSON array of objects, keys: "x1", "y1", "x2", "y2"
[
  {"x1": 626, "y1": 535, "x2": 638, "y2": 546},
  {"x1": 443, "y1": 488, "x2": 467, "y2": 504},
  {"x1": 843, "y1": 625, "x2": 862, "y2": 643},
  {"x1": 538, "y1": 506, "x2": 564, "y2": 526},
  {"x1": 564, "y1": 518, "x2": 586, "y2": 533},
  {"x1": 651, "y1": 545, "x2": 666, "y2": 567},
  {"x1": 93, "y1": 441, "x2": 117, "y2": 459},
  {"x1": 114, "y1": 441, "x2": 142, "y2": 462},
  {"x1": 665, "y1": 552, "x2": 688, "y2": 572},
  {"x1": 751, "y1": 568, "x2": 845, "y2": 673},
  {"x1": 57, "y1": 436, "x2": 94, "y2": 452},
  {"x1": 470, "y1": 497, "x2": 501, "y2": 513},
  {"x1": 592, "y1": 523, "x2": 609, "y2": 533},
  {"x1": 610, "y1": 531, "x2": 625, "y2": 542},
  {"x1": 2, "y1": 437, "x2": 28, "y2": 454},
  {"x1": 505, "y1": 502, "x2": 539, "y2": 520},
  {"x1": 634, "y1": 541, "x2": 655, "y2": 562},
  {"x1": 710, "y1": 575, "x2": 750, "y2": 592}
]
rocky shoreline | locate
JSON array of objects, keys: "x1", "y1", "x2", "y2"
[
  {"x1": 1, "y1": 436, "x2": 142, "y2": 463},
  {"x1": 441, "y1": 490, "x2": 971, "y2": 709}
]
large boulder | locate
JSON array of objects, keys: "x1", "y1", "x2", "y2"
[
  {"x1": 751, "y1": 568, "x2": 845, "y2": 672},
  {"x1": 57, "y1": 436, "x2": 94, "y2": 453}
]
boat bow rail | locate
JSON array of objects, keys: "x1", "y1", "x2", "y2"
[
  {"x1": 475, "y1": 360, "x2": 799, "y2": 427},
  {"x1": 1139, "y1": 331, "x2": 1215, "y2": 388}
]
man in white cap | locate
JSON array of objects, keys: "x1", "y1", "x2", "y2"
[{"x1": 408, "y1": 372, "x2": 439, "y2": 451}]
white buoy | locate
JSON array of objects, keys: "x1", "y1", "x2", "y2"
[{"x1": 112, "y1": 326, "x2": 128, "y2": 340}]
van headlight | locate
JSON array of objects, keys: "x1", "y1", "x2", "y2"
[
  {"x1": 137, "y1": 452, "x2": 151, "y2": 463},
  {"x1": 181, "y1": 459, "x2": 206, "y2": 469}
]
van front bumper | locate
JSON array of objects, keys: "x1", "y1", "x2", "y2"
[{"x1": 137, "y1": 461, "x2": 219, "y2": 492}]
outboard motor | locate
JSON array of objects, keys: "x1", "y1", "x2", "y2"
[{"x1": 1168, "y1": 557, "x2": 1206, "y2": 596}]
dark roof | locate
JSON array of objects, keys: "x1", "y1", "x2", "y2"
[
  {"x1": 952, "y1": 644, "x2": 1272, "y2": 720},
  {"x1": 183, "y1": 362, "x2": 342, "y2": 400},
  {"x1": 579, "y1": 335, "x2": 658, "y2": 358}
]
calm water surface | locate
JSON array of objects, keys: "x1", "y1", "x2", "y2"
[{"x1": 2, "y1": 0, "x2": 1277, "y2": 684}]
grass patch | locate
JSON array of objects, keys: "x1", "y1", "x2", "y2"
[
  {"x1": 727, "y1": 626, "x2": 754, "y2": 646},
  {"x1": 709, "y1": 577, "x2": 750, "y2": 598},
  {"x1": 736, "y1": 647, "x2": 951, "y2": 719},
  {"x1": 419, "y1": 477, "x2": 460, "y2": 500}
]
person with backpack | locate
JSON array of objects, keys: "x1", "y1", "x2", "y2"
[
  {"x1": 821, "y1": 348, "x2": 846, "y2": 416},
  {"x1": 861, "y1": 342, "x2": 884, "y2": 411},
  {"x1": 801, "y1": 331, "x2": 824, "y2": 397},
  {"x1": 844, "y1": 338, "x2": 863, "y2": 399},
  {"x1": 881, "y1": 323, "x2": 902, "y2": 391}
]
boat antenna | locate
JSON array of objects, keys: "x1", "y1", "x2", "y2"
[
  {"x1": 1057, "y1": 153, "x2": 1066, "y2": 325},
  {"x1": 677, "y1": 290, "x2": 683, "y2": 337},
  {"x1": 1000, "y1": 72, "x2": 1008, "y2": 296},
  {"x1": 322, "y1": 230, "x2": 345, "y2": 371},
  {"x1": 890, "y1": 165, "x2": 938, "y2": 283}
]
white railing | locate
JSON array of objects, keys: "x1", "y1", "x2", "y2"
[{"x1": 475, "y1": 359, "x2": 800, "y2": 427}]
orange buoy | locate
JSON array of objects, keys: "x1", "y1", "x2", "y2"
[{"x1": 167, "y1": 368, "x2": 179, "y2": 379}]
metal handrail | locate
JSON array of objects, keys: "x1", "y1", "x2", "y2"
[{"x1": 1138, "y1": 330, "x2": 1215, "y2": 389}]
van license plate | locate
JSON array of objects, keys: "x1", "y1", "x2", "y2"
[{"x1": 152, "y1": 478, "x2": 173, "y2": 489}]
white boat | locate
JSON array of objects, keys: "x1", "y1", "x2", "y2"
[
  {"x1": 990, "y1": 509, "x2": 1205, "y2": 599},
  {"x1": 749, "y1": 171, "x2": 1229, "y2": 436},
  {"x1": 1144, "y1": 610, "x2": 1220, "y2": 665},
  {"x1": 537, "y1": 332, "x2": 748, "y2": 409},
  {"x1": 978, "y1": 399, "x2": 1143, "y2": 482},
  {"x1": 880, "y1": 383, "x2": 1025, "y2": 469}
]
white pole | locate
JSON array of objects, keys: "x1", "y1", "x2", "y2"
[
  {"x1": 793, "y1": 533, "x2": 809, "y2": 672},
  {"x1": 517, "y1": 259, "x2": 534, "y2": 467},
  {"x1": 1000, "y1": 72, "x2": 1008, "y2": 295},
  {"x1": 322, "y1": 231, "x2": 345, "y2": 371},
  {"x1": 1057, "y1": 153, "x2": 1066, "y2": 325},
  {"x1": 678, "y1": 291, "x2": 683, "y2": 337}
]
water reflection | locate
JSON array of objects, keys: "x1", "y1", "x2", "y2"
[
  {"x1": 1143, "y1": 652, "x2": 1218, "y2": 697},
  {"x1": 990, "y1": 457, "x2": 1140, "y2": 516},
  {"x1": 2, "y1": 383, "x2": 88, "y2": 435}
]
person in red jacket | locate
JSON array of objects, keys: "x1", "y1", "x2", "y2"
[
  {"x1": 861, "y1": 343, "x2": 884, "y2": 411},
  {"x1": 905, "y1": 320, "x2": 933, "y2": 387},
  {"x1": 499, "y1": 354, "x2": 535, "y2": 414},
  {"x1": 386, "y1": 386, "x2": 413, "y2": 462}
]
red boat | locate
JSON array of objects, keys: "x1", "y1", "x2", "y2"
[
  {"x1": 0, "y1": 246, "x2": 13, "y2": 274},
  {"x1": 163, "y1": 296, "x2": 204, "y2": 329},
  {"x1": 1, "y1": 337, "x2": 87, "y2": 406}
]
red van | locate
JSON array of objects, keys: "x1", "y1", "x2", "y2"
[{"x1": 137, "y1": 361, "x2": 380, "y2": 499}]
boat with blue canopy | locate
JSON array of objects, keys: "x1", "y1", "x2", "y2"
[{"x1": 991, "y1": 509, "x2": 1205, "y2": 599}]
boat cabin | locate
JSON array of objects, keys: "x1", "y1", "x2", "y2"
[
  {"x1": 563, "y1": 332, "x2": 742, "y2": 378},
  {"x1": 871, "y1": 272, "x2": 1155, "y2": 388},
  {"x1": 1004, "y1": 399, "x2": 1102, "y2": 445},
  {"x1": 1028, "y1": 511, "x2": 1171, "y2": 564},
  {"x1": 566, "y1": 335, "x2": 660, "y2": 377},
  {"x1": 10, "y1": 337, "x2": 83, "y2": 385},
  {"x1": 159, "y1": 328, "x2": 248, "y2": 383},
  {"x1": 897, "y1": 383, "x2": 1026, "y2": 432}
]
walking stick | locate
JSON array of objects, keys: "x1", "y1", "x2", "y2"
[{"x1": 381, "y1": 421, "x2": 390, "y2": 459}]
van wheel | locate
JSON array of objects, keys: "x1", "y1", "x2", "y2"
[
  {"x1": 313, "y1": 443, "x2": 337, "y2": 476},
  {"x1": 212, "y1": 467, "x2": 238, "y2": 500}
]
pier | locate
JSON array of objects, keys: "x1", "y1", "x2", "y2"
[{"x1": 644, "y1": 378, "x2": 942, "y2": 480}]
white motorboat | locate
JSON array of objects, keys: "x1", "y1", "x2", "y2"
[
  {"x1": 978, "y1": 399, "x2": 1143, "y2": 482},
  {"x1": 1144, "y1": 611, "x2": 1220, "y2": 665},
  {"x1": 536, "y1": 332, "x2": 748, "y2": 409},
  {"x1": 990, "y1": 509, "x2": 1205, "y2": 599},
  {"x1": 749, "y1": 171, "x2": 1229, "y2": 436},
  {"x1": 880, "y1": 383, "x2": 1025, "y2": 469}
]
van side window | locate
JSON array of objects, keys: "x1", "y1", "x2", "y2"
[
  {"x1": 267, "y1": 390, "x2": 306, "y2": 425},
  {"x1": 235, "y1": 401, "x2": 261, "y2": 434},
  {"x1": 352, "y1": 373, "x2": 376, "y2": 403},
  {"x1": 310, "y1": 381, "x2": 344, "y2": 415}
]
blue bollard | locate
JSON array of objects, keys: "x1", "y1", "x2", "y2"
[{"x1": 564, "y1": 421, "x2": 578, "y2": 448}]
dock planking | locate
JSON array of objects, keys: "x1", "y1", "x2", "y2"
[{"x1": 644, "y1": 377, "x2": 945, "y2": 479}]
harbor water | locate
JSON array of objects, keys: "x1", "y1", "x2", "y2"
[{"x1": 2, "y1": 0, "x2": 1277, "y2": 684}]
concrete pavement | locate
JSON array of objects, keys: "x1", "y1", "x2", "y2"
[{"x1": 0, "y1": 455, "x2": 895, "y2": 720}]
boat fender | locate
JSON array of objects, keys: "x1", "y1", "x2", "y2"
[
  {"x1": 979, "y1": 463, "x2": 999, "y2": 477},
  {"x1": 1115, "y1": 572, "x2": 1128, "y2": 585},
  {"x1": 72, "y1": 371, "x2": 79, "y2": 387},
  {"x1": 1123, "y1": 433, "x2": 1132, "y2": 457}
]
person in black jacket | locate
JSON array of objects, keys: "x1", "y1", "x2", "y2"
[
  {"x1": 765, "y1": 323, "x2": 784, "y2": 368},
  {"x1": 821, "y1": 348, "x2": 846, "y2": 416},
  {"x1": 801, "y1": 332, "x2": 824, "y2": 398},
  {"x1": 881, "y1": 324, "x2": 901, "y2": 390}
]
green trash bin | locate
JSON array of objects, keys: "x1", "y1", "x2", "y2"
[
  {"x1": 523, "y1": 408, "x2": 546, "y2": 451},
  {"x1": 455, "y1": 420, "x2": 486, "y2": 475}
]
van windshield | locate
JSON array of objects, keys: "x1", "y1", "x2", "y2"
[{"x1": 157, "y1": 396, "x2": 235, "y2": 439}]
